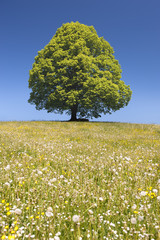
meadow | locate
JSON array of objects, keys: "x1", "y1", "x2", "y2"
[{"x1": 0, "y1": 121, "x2": 160, "y2": 240}]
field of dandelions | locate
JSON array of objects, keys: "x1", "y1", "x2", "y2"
[{"x1": 0, "y1": 121, "x2": 160, "y2": 240}]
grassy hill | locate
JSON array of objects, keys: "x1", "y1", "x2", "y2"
[{"x1": 0, "y1": 122, "x2": 160, "y2": 239}]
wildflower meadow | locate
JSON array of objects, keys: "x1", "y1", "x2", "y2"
[{"x1": 0, "y1": 121, "x2": 160, "y2": 240}]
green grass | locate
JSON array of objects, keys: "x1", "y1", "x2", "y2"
[{"x1": 0, "y1": 121, "x2": 160, "y2": 240}]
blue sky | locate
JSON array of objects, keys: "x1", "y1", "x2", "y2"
[{"x1": 0, "y1": 0, "x2": 160, "y2": 123}]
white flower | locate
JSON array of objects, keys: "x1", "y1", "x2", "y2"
[
  {"x1": 153, "y1": 189, "x2": 158, "y2": 194},
  {"x1": 55, "y1": 232, "x2": 61, "y2": 236},
  {"x1": 157, "y1": 196, "x2": 160, "y2": 201},
  {"x1": 138, "y1": 215, "x2": 144, "y2": 221},
  {"x1": 158, "y1": 179, "x2": 160, "y2": 184},
  {"x1": 4, "y1": 182, "x2": 10, "y2": 187},
  {"x1": 5, "y1": 165, "x2": 10, "y2": 170},
  {"x1": 54, "y1": 236, "x2": 60, "y2": 240},
  {"x1": 50, "y1": 178, "x2": 57, "y2": 182},
  {"x1": 131, "y1": 217, "x2": 137, "y2": 224},
  {"x1": 110, "y1": 222, "x2": 115, "y2": 227},
  {"x1": 47, "y1": 207, "x2": 53, "y2": 212},
  {"x1": 140, "y1": 191, "x2": 147, "y2": 196},
  {"x1": 66, "y1": 192, "x2": 70, "y2": 197},
  {"x1": 46, "y1": 207, "x2": 53, "y2": 217},
  {"x1": 99, "y1": 197, "x2": 104, "y2": 201},
  {"x1": 88, "y1": 209, "x2": 93, "y2": 215},
  {"x1": 15, "y1": 208, "x2": 22, "y2": 215},
  {"x1": 46, "y1": 211, "x2": 53, "y2": 217},
  {"x1": 72, "y1": 215, "x2": 80, "y2": 223},
  {"x1": 131, "y1": 204, "x2": 137, "y2": 210}
]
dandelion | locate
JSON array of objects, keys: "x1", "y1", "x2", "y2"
[
  {"x1": 14, "y1": 226, "x2": 19, "y2": 231},
  {"x1": 134, "y1": 211, "x2": 139, "y2": 214},
  {"x1": 72, "y1": 215, "x2": 80, "y2": 223},
  {"x1": 8, "y1": 236, "x2": 15, "y2": 240}
]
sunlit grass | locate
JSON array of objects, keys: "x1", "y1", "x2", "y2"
[{"x1": 0, "y1": 121, "x2": 160, "y2": 239}]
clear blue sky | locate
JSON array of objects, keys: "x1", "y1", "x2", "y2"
[{"x1": 0, "y1": 0, "x2": 160, "y2": 123}]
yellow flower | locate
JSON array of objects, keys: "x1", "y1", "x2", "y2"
[
  {"x1": 14, "y1": 226, "x2": 19, "y2": 231},
  {"x1": 1, "y1": 235, "x2": 6, "y2": 240},
  {"x1": 11, "y1": 231, "x2": 15, "y2": 234},
  {"x1": 41, "y1": 212, "x2": 44, "y2": 215},
  {"x1": 6, "y1": 207, "x2": 10, "y2": 211},
  {"x1": 8, "y1": 236, "x2": 15, "y2": 240},
  {"x1": 5, "y1": 225, "x2": 9, "y2": 229},
  {"x1": 7, "y1": 211, "x2": 11, "y2": 216},
  {"x1": 30, "y1": 216, "x2": 33, "y2": 219},
  {"x1": 6, "y1": 203, "x2": 10, "y2": 206},
  {"x1": 134, "y1": 211, "x2": 139, "y2": 214},
  {"x1": 26, "y1": 207, "x2": 29, "y2": 210},
  {"x1": 2, "y1": 199, "x2": 5, "y2": 203}
]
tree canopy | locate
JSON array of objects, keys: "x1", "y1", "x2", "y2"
[{"x1": 28, "y1": 22, "x2": 132, "y2": 121}]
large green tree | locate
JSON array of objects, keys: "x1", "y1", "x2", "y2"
[{"x1": 28, "y1": 22, "x2": 132, "y2": 121}]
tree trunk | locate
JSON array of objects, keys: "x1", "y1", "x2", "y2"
[{"x1": 70, "y1": 105, "x2": 78, "y2": 121}]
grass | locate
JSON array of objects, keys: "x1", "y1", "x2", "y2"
[{"x1": 0, "y1": 121, "x2": 160, "y2": 240}]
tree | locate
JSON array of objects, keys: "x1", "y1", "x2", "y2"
[{"x1": 28, "y1": 22, "x2": 132, "y2": 121}]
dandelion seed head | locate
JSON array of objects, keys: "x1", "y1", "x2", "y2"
[
  {"x1": 46, "y1": 211, "x2": 53, "y2": 217},
  {"x1": 72, "y1": 215, "x2": 80, "y2": 223},
  {"x1": 14, "y1": 208, "x2": 22, "y2": 215},
  {"x1": 131, "y1": 217, "x2": 137, "y2": 224},
  {"x1": 140, "y1": 191, "x2": 147, "y2": 196}
]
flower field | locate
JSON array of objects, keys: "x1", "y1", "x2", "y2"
[{"x1": 0, "y1": 121, "x2": 160, "y2": 240}]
